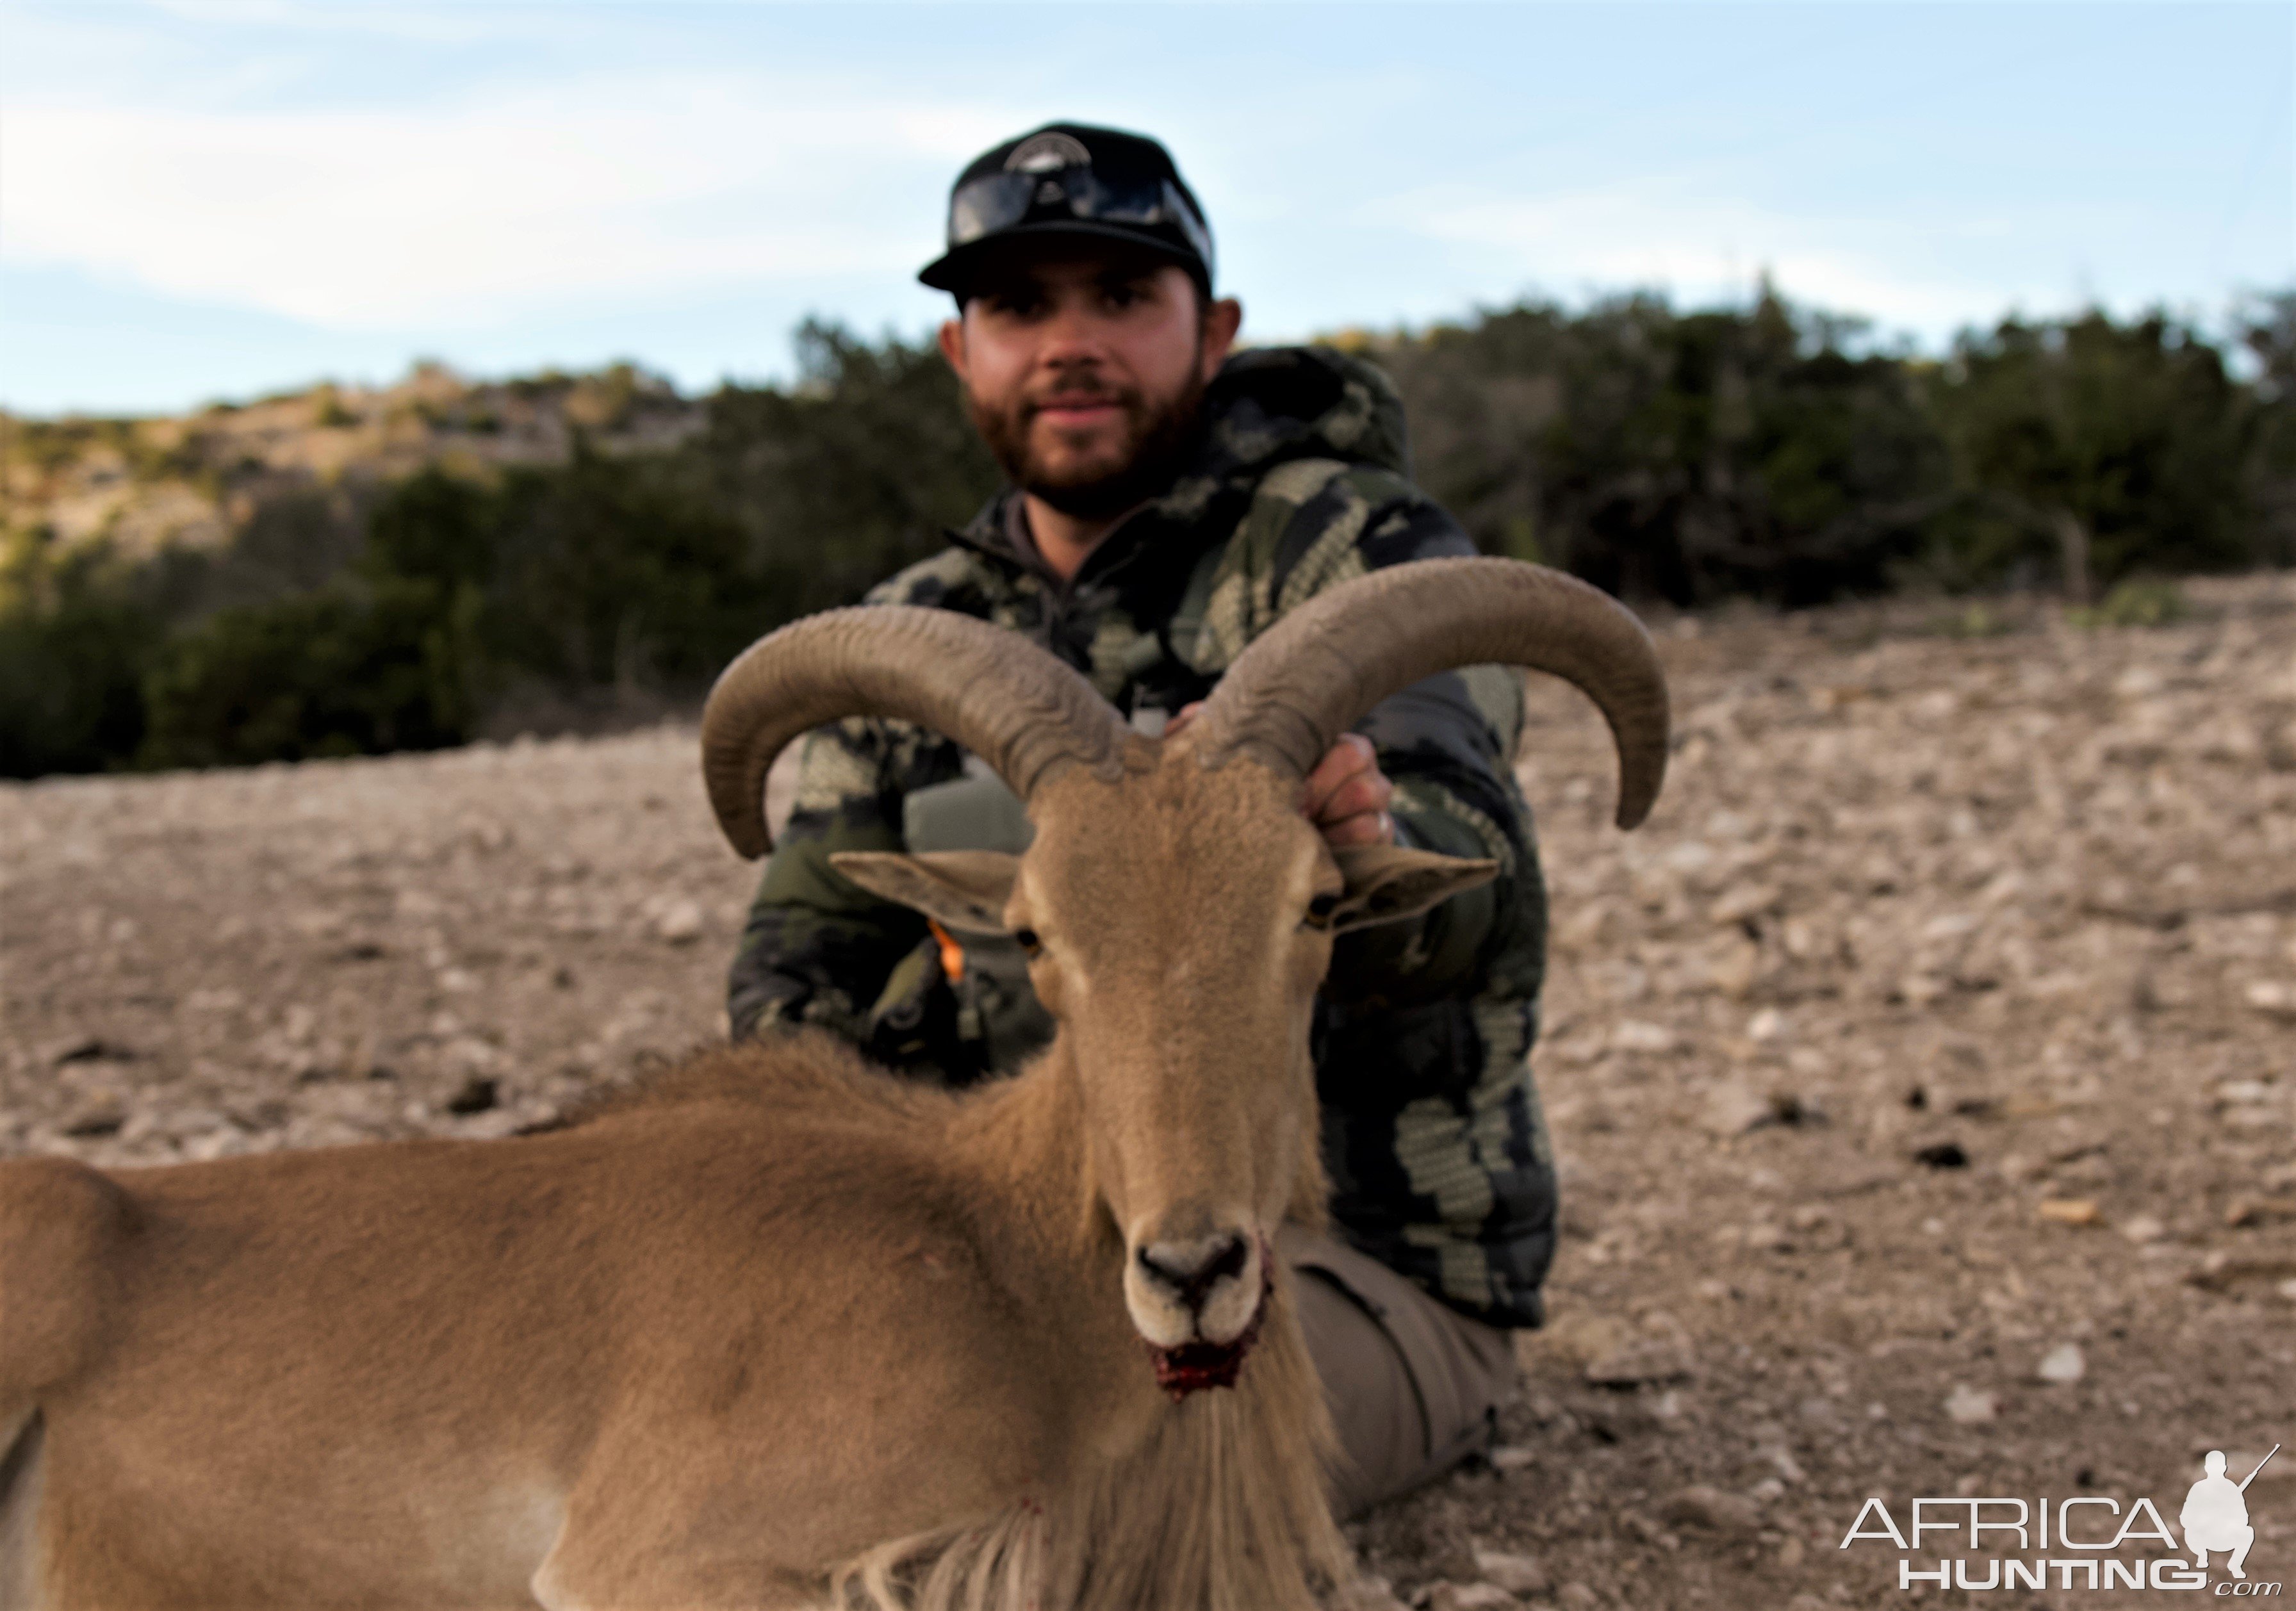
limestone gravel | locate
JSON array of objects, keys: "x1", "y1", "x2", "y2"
[{"x1": 6, "y1": 572, "x2": 2293, "y2": 1607}]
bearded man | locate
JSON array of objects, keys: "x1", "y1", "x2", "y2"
[{"x1": 728, "y1": 122, "x2": 1550, "y2": 1516}]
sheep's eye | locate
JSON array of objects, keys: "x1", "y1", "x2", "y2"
[
  {"x1": 1304, "y1": 893, "x2": 1340, "y2": 930},
  {"x1": 1013, "y1": 927, "x2": 1043, "y2": 956}
]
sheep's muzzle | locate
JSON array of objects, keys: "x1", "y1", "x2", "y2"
[{"x1": 1145, "y1": 1255, "x2": 1274, "y2": 1400}]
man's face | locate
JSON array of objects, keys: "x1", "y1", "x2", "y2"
[{"x1": 938, "y1": 245, "x2": 1242, "y2": 519}]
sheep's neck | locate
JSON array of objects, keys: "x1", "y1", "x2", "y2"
[{"x1": 943, "y1": 1038, "x2": 1158, "y2": 1425}]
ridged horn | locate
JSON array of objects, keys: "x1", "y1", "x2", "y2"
[
  {"x1": 701, "y1": 605, "x2": 1135, "y2": 858},
  {"x1": 1190, "y1": 557, "x2": 1671, "y2": 830}
]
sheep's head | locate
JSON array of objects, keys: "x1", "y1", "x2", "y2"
[
  {"x1": 700, "y1": 558, "x2": 1669, "y2": 1392},
  {"x1": 826, "y1": 748, "x2": 1497, "y2": 1389}
]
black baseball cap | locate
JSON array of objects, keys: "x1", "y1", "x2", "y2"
[{"x1": 919, "y1": 122, "x2": 1215, "y2": 298}]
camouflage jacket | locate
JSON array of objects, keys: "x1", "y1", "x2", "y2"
[{"x1": 728, "y1": 346, "x2": 1557, "y2": 1327}]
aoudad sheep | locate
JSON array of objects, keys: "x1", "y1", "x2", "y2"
[{"x1": 0, "y1": 555, "x2": 1668, "y2": 1611}]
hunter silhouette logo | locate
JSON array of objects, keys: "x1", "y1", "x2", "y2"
[
  {"x1": 2186, "y1": 1447, "x2": 2276, "y2": 1581},
  {"x1": 1839, "y1": 1442, "x2": 2282, "y2": 1593}
]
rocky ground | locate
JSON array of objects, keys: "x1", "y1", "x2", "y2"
[{"x1": 5, "y1": 573, "x2": 2292, "y2": 1608}]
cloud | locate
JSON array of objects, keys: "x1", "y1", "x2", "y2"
[
  {"x1": 1, "y1": 74, "x2": 1016, "y2": 329},
  {"x1": 1376, "y1": 179, "x2": 2032, "y2": 338},
  {"x1": 136, "y1": 0, "x2": 548, "y2": 45}
]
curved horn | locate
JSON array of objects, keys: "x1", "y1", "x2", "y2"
[
  {"x1": 700, "y1": 605, "x2": 1135, "y2": 858},
  {"x1": 1190, "y1": 558, "x2": 1671, "y2": 830}
]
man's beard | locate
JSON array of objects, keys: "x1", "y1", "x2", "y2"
[{"x1": 969, "y1": 366, "x2": 1210, "y2": 521}]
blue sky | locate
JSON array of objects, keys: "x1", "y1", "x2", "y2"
[{"x1": 2, "y1": 1, "x2": 2290, "y2": 416}]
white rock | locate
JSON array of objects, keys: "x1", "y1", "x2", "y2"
[
  {"x1": 1426, "y1": 1583, "x2": 1517, "y2": 1611},
  {"x1": 1662, "y1": 1484, "x2": 1759, "y2": 1532},
  {"x1": 2119, "y1": 1213, "x2": 2167, "y2": 1245},
  {"x1": 2242, "y1": 981, "x2": 2295, "y2": 1018},
  {"x1": 1920, "y1": 911, "x2": 1980, "y2": 941},
  {"x1": 656, "y1": 899, "x2": 705, "y2": 944},
  {"x1": 1702, "y1": 1079, "x2": 1775, "y2": 1138},
  {"x1": 1612, "y1": 1019, "x2": 1677, "y2": 1054},
  {"x1": 1945, "y1": 1384, "x2": 1999, "y2": 1424},
  {"x1": 1664, "y1": 840, "x2": 1716, "y2": 874},
  {"x1": 1472, "y1": 1550, "x2": 1550, "y2": 1596},
  {"x1": 455, "y1": 1109, "x2": 525, "y2": 1141},
  {"x1": 2037, "y1": 1343, "x2": 2086, "y2": 1384},
  {"x1": 1709, "y1": 882, "x2": 1781, "y2": 926},
  {"x1": 179, "y1": 1129, "x2": 243, "y2": 1163}
]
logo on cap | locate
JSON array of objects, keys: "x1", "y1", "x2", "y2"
[{"x1": 1006, "y1": 132, "x2": 1090, "y2": 174}]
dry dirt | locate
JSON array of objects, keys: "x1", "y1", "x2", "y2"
[{"x1": 5, "y1": 573, "x2": 2293, "y2": 1608}]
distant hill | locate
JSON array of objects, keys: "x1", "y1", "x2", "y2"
[
  {"x1": 0, "y1": 326, "x2": 999, "y2": 778},
  {"x1": 1, "y1": 362, "x2": 704, "y2": 563}
]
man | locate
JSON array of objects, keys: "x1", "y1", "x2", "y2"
[
  {"x1": 728, "y1": 122, "x2": 1552, "y2": 1517},
  {"x1": 2181, "y1": 1450, "x2": 2257, "y2": 1579}
]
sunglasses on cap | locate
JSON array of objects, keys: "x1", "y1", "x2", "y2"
[{"x1": 947, "y1": 165, "x2": 1214, "y2": 273}]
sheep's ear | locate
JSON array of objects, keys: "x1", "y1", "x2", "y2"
[
  {"x1": 1327, "y1": 845, "x2": 1497, "y2": 933},
  {"x1": 831, "y1": 851, "x2": 1019, "y2": 936}
]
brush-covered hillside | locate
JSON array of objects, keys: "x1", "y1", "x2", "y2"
[{"x1": 4, "y1": 293, "x2": 2292, "y2": 780}]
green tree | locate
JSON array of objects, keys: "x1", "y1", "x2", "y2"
[
  {"x1": 2239, "y1": 291, "x2": 2296, "y2": 569},
  {"x1": 1921, "y1": 311, "x2": 2256, "y2": 597},
  {"x1": 0, "y1": 530, "x2": 157, "y2": 776},
  {"x1": 137, "y1": 575, "x2": 480, "y2": 769},
  {"x1": 1388, "y1": 289, "x2": 1949, "y2": 606},
  {"x1": 689, "y1": 320, "x2": 1001, "y2": 619}
]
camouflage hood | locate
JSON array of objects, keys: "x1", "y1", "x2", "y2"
[{"x1": 953, "y1": 345, "x2": 1414, "y2": 580}]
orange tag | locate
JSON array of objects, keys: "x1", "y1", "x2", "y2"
[{"x1": 926, "y1": 917, "x2": 965, "y2": 983}]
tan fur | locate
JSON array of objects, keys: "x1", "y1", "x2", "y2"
[
  {"x1": 0, "y1": 740, "x2": 1389, "y2": 1610},
  {"x1": 827, "y1": 1280, "x2": 1345, "y2": 1611}
]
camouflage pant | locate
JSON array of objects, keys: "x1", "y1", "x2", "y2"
[{"x1": 1282, "y1": 1226, "x2": 1517, "y2": 1517}]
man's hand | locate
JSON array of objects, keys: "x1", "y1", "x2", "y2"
[{"x1": 1167, "y1": 704, "x2": 1396, "y2": 847}]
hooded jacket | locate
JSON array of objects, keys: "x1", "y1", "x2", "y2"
[{"x1": 727, "y1": 345, "x2": 1559, "y2": 1327}]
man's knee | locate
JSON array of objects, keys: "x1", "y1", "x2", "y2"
[{"x1": 1281, "y1": 1227, "x2": 1518, "y2": 1517}]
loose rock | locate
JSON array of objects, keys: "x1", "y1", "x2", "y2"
[
  {"x1": 1472, "y1": 1549, "x2": 1550, "y2": 1596},
  {"x1": 1426, "y1": 1585, "x2": 1516, "y2": 1611},
  {"x1": 2119, "y1": 1213, "x2": 2168, "y2": 1244},
  {"x1": 1701, "y1": 1079, "x2": 1775, "y2": 1138},
  {"x1": 1611, "y1": 1019, "x2": 1677, "y2": 1055},
  {"x1": 1585, "y1": 1339, "x2": 1693, "y2": 1387},
  {"x1": 2224, "y1": 1195, "x2": 2296, "y2": 1229},
  {"x1": 656, "y1": 899, "x2": 705, "y2": 944},
  {"x1": 1660, "y1": 1484, "x2": 1759, "y2": 1533},
  {"x1": 2036, "y1": 1343, "x2": 2086, "y2": 1384},
  {"x1": 61, "y1": 1093, "x2": 127, "y2": 1138},
  {"x1": 1945, "y1": 1385, "x2": 1999, "y2": 1424}
]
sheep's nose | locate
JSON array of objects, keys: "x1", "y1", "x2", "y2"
[{"x1": 1136, "y1": 1232, "x2": 1251, "y2": 1315}]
